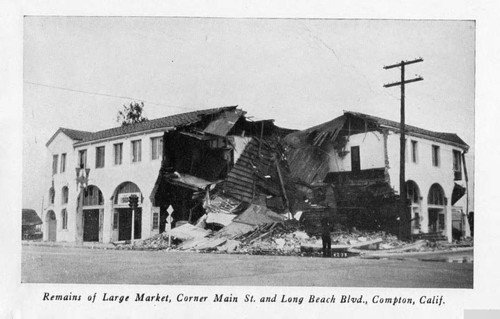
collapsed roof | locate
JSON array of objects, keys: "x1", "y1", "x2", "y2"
[
  {"x1": 285, "y1": 111, "x2": 468, "y2": 149},
  {"x1": 284, "y1": 110, "x2": 470, "y2": 185}
]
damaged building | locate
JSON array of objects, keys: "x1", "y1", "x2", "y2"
[
  {"x1": 43, "y1": 106, "x2": 278, "y2": 243},
  {"x1": 284, "y1": 111, "x2": 471, "y2": 242},
  {"x1": 150, "y1": 107, "x2": 298, "y2": 233},
  {"x1": 43, "y1": 104, "x2": 470, "y2": 246},
  {"x1": 150, "y1": 105, "x2": 343, "y2": 239}
]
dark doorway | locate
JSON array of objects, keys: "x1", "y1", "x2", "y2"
[
  {"x1": 83, "y1": 209, "x2": 100, "y2": 242},
  {"x1": 118, "y1": 208, "x2": 142, "y2": 241},
  {"x1": 428, "y1": 209, "x2": 439, "y2": 233},
  {"x1": 351, "y1": 146, "x2": 360, "y2": 171}
]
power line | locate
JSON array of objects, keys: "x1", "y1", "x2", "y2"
[{"x1": 24, "y1": 80, "x2": 201, "y2": 112}]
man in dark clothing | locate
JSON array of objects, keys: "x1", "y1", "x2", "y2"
[{"x1": 321, "y1": 217, "x2": 332, "y2": 257}]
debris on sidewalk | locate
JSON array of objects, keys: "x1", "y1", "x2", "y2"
[
  {"x1": 348, "y1": 239, "x2": 427, "y2": 255},
  {"x1": 114, "y1": 233, "x2": 174, "y2": 250},
  {"x1": 216, "y1": 239, "x2": 241, "y2": 253},
  {"x1": 115, "y1": 199, "x2": 472, "y2": 258},
  {"x1": 300, "y1": 238, "x2": 384, "y2": 253},
  {"x1": 206, "y1": 213, "x2": 236, "y2": 227},
  {"x1": 169, "y1": 223, "x2": 212, "y2": 241}
]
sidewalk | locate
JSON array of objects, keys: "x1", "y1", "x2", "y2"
[
  {"x1": 358, "y1": 246, "x2": 473, "y2": 259},
  {"x1": 22, "y1": 240, "x2": 116, "y2": 250}
]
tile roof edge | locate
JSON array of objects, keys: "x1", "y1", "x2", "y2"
[
  {"x1": 73, "y1": 106, "x2": 240, "y2": 145},
  {"x1": 344, "y1": 110, "x2": 469, "y2": 147},
  {"x1": 46, "y1": 127, "x2": 93, "y2": 147}
]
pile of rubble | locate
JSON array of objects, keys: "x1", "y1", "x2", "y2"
[
  {"x1": 113, "y1": 233, "x2": 174, "y2": 250},
  {"x1": 229, "y1": 224, "x2": 413, "y2": 256},
  {"x1": 227, "y1": 222, "x2": 315, "y2": 256},
  {"x1": 113, "y1": 202, "x2": 472, "y2": 256},
  {"x1": 114, "y1": 217, "x2": 423, "y2": 256}
]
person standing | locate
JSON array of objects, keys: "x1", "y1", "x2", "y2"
[{"x1": 321, "y1": 217, "x2": 332, "y2": 257}]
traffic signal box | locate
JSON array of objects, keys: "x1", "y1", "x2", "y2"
[{"x1": 128, "y1": 195, "x2": 139, "y2": 208}]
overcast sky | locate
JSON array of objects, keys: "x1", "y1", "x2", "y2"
[{"x1": 23, "y1": 17, "x2": 475, "y2": 211}]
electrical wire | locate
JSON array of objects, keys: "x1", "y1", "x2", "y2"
[{"x1": 24, "y1": 80, "x2": 204, "y2": 112}]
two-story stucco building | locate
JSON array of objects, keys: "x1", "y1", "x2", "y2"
[
  {"x1": 285, "y1": 111, "x2": 471, "y2": 242},
  {"x1": 43, "y1": 107, "x2": 243, "y2": 243}
]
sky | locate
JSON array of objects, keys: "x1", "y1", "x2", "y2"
[{"x1": 23, "y1": 17, "x2": 475, "y2": 211}]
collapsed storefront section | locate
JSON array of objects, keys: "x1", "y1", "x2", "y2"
[
  {"x1": 149, "y1": 108, "x2": 470, "y2": 243},
  {"x1": 150, "y1": 105, "x2": 345, "y2": 237},
  {"x1": 284, "y1": 111, "x2": 471, "y2": 241},
  {"x1": 151, "y1": 107, "x2": 299, "y2": 229}
]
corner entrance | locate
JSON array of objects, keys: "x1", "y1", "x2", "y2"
[
  {"x1": 82, "y1": 185, "x2": 104, "y2": 242},
  {"x1": 427, "y1": 183, "x2": 446, "y2": 236},
  {"x1": 112, "y1": 181, "x2": 143, "y2": 242},
  {"x1": 117, "y1": 208, "x2": 142, "y2": 241}
]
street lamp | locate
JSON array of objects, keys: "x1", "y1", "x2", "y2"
[{"x1": 75, "y1": 167, "x2": 90, "y2": 244}]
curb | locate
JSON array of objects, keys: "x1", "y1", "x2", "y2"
[
  {"x1": 22, "y1": 241, "x2": 116, "y2": 250},
  {"x1": 358, "y1": 247, "x2": 473, "y2": 258}
]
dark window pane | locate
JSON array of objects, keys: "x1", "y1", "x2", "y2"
[{"x1": 351, "y1": 146, "x2": 360, "y2": 171}]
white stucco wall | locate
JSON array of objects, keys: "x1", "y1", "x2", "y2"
[
  {"x1": 328, "y1": 131, "x2": 385, "y2": 172},
  {"x1": 45, "y1": 130, "x2": 167, "y2": 243},
  {"x1": 386, "y1": 132, "x2": 470, "y2": 239},
  {"x1": 326, "y1": 129, "x2": 470, "y2": 241},
  {"x1": 44, "y1": 130, "x2": 251, "y2": 243},
  {"x1": 74, "y1": 132, "x2": 165, "y2": 243},
  {"x1": 44, "y1": 133, "x2": 79, "y2": 242}
]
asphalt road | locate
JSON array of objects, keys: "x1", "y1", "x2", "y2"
[{"x1": 21, "y1": 245, "x2": 473, "y2": 288}]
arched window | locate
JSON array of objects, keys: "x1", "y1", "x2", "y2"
[
  {"x1": 49, "y1": 187, "x2": 55, "y2": 205},
  {"x1": 428, "y1": 183, "x2": 445, "y2": 206},
  {"x1": 114, "y1": 182, "x2": 142, "y2": 204},
  {"x1": 61, "y1": 186, "x2": 69, "y2": 204},
  {"x1": 61, "y1": 209, "x2": 68, "y2": 230},
  {"x1": 117, "y1": 182, "x2": 141, "y2": 194},
  {"x1": 406, "y1": 181, "x2": 420, "y2": 204},
  {"x1": 83, "y1": 185, "x2": 104, "y2": 206}
]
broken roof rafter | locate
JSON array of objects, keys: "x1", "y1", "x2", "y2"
[{"x1": 284, "y1": 115, "x2": 346, "y2": 148}]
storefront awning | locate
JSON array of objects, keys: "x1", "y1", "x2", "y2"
[{"x1": 451, "y1": 183, "x2": 466, "y2": 206}]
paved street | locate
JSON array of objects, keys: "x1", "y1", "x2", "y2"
[{"x1": 22, "y1": 245, "x2": 473, "y2": 288}]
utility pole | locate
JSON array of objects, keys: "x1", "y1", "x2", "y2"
[{"x1": 383, "y1": 58, "x2": 423, "y2": 241}]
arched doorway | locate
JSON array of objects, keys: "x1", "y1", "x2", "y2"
[
  {"x1": 112, "y1": 182, "x2": 142, "y2": 241},
  {"x1": 406, "y1": 180, "x2": 421, "y2": 234},
  {"x1": 82, "y1": 185, "x2": 104, "y2": 242},
  {"x1": 46, "y1": 210, "x2": 57, "y2": 241},
  {"x1": 428, "y1": 183, "x2": 446, "y2": 234}
]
